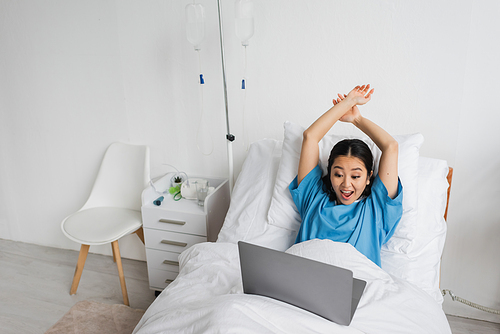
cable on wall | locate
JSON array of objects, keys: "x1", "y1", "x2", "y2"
[{"x1": 442, "y1": 289, "x2": 500, "y2": 315}]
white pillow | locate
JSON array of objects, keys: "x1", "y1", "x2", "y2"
[
  {"x1": 217, "y1": 139, "x2": 282, "y2": 243},
  {"x1": 217, "y1": 138, "x2": 297, "y2": 251},
  {"x1": 267, "y1": 121, "x2": 423, "y2": 254},
  {"x1": 381, "y1": 156, "x2": 449, "y2": 303}
]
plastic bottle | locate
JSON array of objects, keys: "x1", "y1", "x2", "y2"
[
  {"x1": 235, "y1": 0, "x2": 254, "y2": 46},
  {"x1": 186, "y1": 3, "x2": 205, "y2": 50}
]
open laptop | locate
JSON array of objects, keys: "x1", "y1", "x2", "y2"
[{"x1": 238, "y1": 241, "x2": 366, "y2": 326}]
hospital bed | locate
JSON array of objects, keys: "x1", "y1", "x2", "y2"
[{"x1": 133, "y1": 122, "x2": 453, "y2": 334}]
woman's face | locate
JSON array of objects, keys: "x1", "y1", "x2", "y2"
[{"x1": 330, "y1": 155, "x2": 372, "y2": 205}]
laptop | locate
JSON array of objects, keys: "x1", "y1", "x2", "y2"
[{"x1": 238, "y1": 241, "x2": 366, "y2": 326}]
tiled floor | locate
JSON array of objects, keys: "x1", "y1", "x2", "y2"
[{"x1": 0, "y1": 238, "x2": 499, "y2": 333}]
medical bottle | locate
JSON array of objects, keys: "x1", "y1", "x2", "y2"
[{"x1": 235, "y1": 0, "x2": 254, "y2": 46}]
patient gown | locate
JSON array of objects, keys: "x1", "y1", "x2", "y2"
[{"x1": 289, "y1": 165, "x2": 403, "y2": 267}]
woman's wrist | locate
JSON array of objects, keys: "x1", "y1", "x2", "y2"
[
  {"x1": 340, "y1": 96, "x2": 357, "y2": 108},
  {"x1": 351, "y1": 114, "x2": 365, "y2": 127}
]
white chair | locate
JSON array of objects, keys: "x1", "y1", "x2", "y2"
[{"x1": 61, "y1": 142, "x2": 150, "y2": 306}]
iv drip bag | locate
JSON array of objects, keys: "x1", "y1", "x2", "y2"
[
  {"x1": 186, "y1": 3, "x2": 205, "y2": 50},
  {"x1": 235, "y1": 0, "x2": 254, "y2": 46}
]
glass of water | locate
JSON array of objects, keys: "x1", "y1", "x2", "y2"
[{"x1": 195, "y1": 180, "x2": 209, "y2": 206}]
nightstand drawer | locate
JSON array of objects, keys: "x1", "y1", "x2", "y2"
[
  {"x1": 145, "y1": 229, "x2": 207, "y2": 253},
  {"x1": 146, "y1": 249, "x2": 180, "y2": 273},
  {"x1": 142, "y1": 207, "x2": 207, "y2": 236},
  {"x1": 148, "y1": 268, "x2": 178, "y2": 290}
]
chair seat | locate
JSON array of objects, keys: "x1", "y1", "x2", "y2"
[{"x1": 62, "y1": 207, "x2": 142, "y2": 246}]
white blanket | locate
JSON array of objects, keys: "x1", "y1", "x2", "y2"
[{"x1": 133, "y1": 239, "x2": 451, "y2": 334}]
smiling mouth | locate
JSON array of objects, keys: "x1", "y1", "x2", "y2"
[{"x1": 340, "y1": 190, "x2": 354, "y2": 200}]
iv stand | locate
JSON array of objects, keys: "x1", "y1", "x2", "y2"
[{"x1": 216, "y1": 0, "x2": 235, "y2": 195}]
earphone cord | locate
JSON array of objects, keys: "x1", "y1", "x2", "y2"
[{"x1": 149, "y1": 165, "x2": 189, "y2": 195}]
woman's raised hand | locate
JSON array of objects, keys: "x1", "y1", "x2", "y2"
[
  {"x1": 333, "y1": 95, "x2": 360, "y2": 123},
  {"x1": 346, "y1": 84, "x2": 374, "y2": 105},
  {"x1": 333, "y1": 84, "x2": 374, "y2": 123}
]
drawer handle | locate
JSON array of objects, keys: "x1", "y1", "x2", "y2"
[
  {"x1": 163, "y1": 260, "x2": 179, "y2": 266},
  {"x1": 161, "y1": 240, "x2": 188, "y2": 247},
  {"x1": 159, "y1": 219, "x2": 186, "y2": 226},
  {"x1": 165, "y1": 279, "x2": 175, "y2": 284}
]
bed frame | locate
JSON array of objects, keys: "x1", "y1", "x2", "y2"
[
  {"x1": 440, "y1": 167, "x2": 453, "y2": 288},
  {"x1": 444, "y1": 167, "x2": 453, "y2": 221}
]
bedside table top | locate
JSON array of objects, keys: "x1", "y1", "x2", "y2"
[
  {"x1": 143, "y1": 195, "x2": 205, "y2": 214},
  {"x1": 141, "y1": 173, "x2": 228, "y2": 214}
]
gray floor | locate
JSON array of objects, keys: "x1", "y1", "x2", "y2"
[
  {"x1": 446, "y1": 314, "x2": 500, "y2": 334},
  {"x1": 1, "y1": 238, "x2": 499, "y2": 334},
  {"x1": 0, "y1": 238, "x2": 156, "y2": 333}
]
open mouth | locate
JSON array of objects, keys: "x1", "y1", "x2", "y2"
[{"x1": 340, "y1": 190, "x2": 354, "y2": 200}]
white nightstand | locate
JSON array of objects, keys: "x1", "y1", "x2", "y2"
[{"x1": 141, "y1": 174, "x2": 230, "y2": 293}]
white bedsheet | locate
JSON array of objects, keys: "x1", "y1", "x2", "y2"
[{"x1": 133, "y1": 239, "x2": 451, "y2": 334}]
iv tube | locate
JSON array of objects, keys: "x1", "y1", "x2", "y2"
[
  {"x1": 186, "y1": 2, "x2": 212, "y2": 155},
  {"x1": 235, "y1": 0, "x2": 254, "y2": 150},
  {"x1": 241, "y1": 46, "x2": 249, "y2": 150},
  {"x1": 196, "y1": 50, "x2": 213, "y2": 156},
  {"x1": 235, "y1": 0, "x2": 254, "y2": 47},
  {"x1": 186, "y1": 3, "x2": 205, "y2": 51}
]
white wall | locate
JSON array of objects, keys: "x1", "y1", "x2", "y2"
[
  {"x1": 440, "y1": 0, "x2": 500, "y2": 323},
  {"x1": 0, "y1": 0, "x2": 499, "y2": 322}
]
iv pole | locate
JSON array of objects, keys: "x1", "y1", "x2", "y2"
[{"x1": 216, "y1": 0, "x2": 235, "y2": 195}]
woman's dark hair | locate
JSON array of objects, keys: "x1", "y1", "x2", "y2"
[{"x1": 322, "y1": 139, "x2": 375, "y2": 202}]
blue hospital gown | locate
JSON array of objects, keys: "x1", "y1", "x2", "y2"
[{"x1": 289, "y1": 165, "x2": 403, "y2": 266}]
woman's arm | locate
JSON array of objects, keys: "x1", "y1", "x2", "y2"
[
  {"x1": 353, "y1": 117, "x2": 399, "y2": 199},
  {"x1": 334, "y1": 90, "x2": 399, "y2": 199},
  {"x1": 297, "y1": 85, "x2": 374, "y2": 185}
]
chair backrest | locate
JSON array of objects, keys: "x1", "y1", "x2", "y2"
[{"x1": 81, "y1": 142, "x2": 150, "y2": 211}]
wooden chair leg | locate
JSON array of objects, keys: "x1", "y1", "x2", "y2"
[
  {"x1": 111, "y1": 244, "x2": 117, "y2": 263},
  {"x1": 134, "y1": 227, "x2": 145, "y2": 244},
  {"x1": 70, "y1": 244, "x2": 90, "y2": 295},
  {"x1": 111, "y1": 240, "x2": 129, "y2": 306}
]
